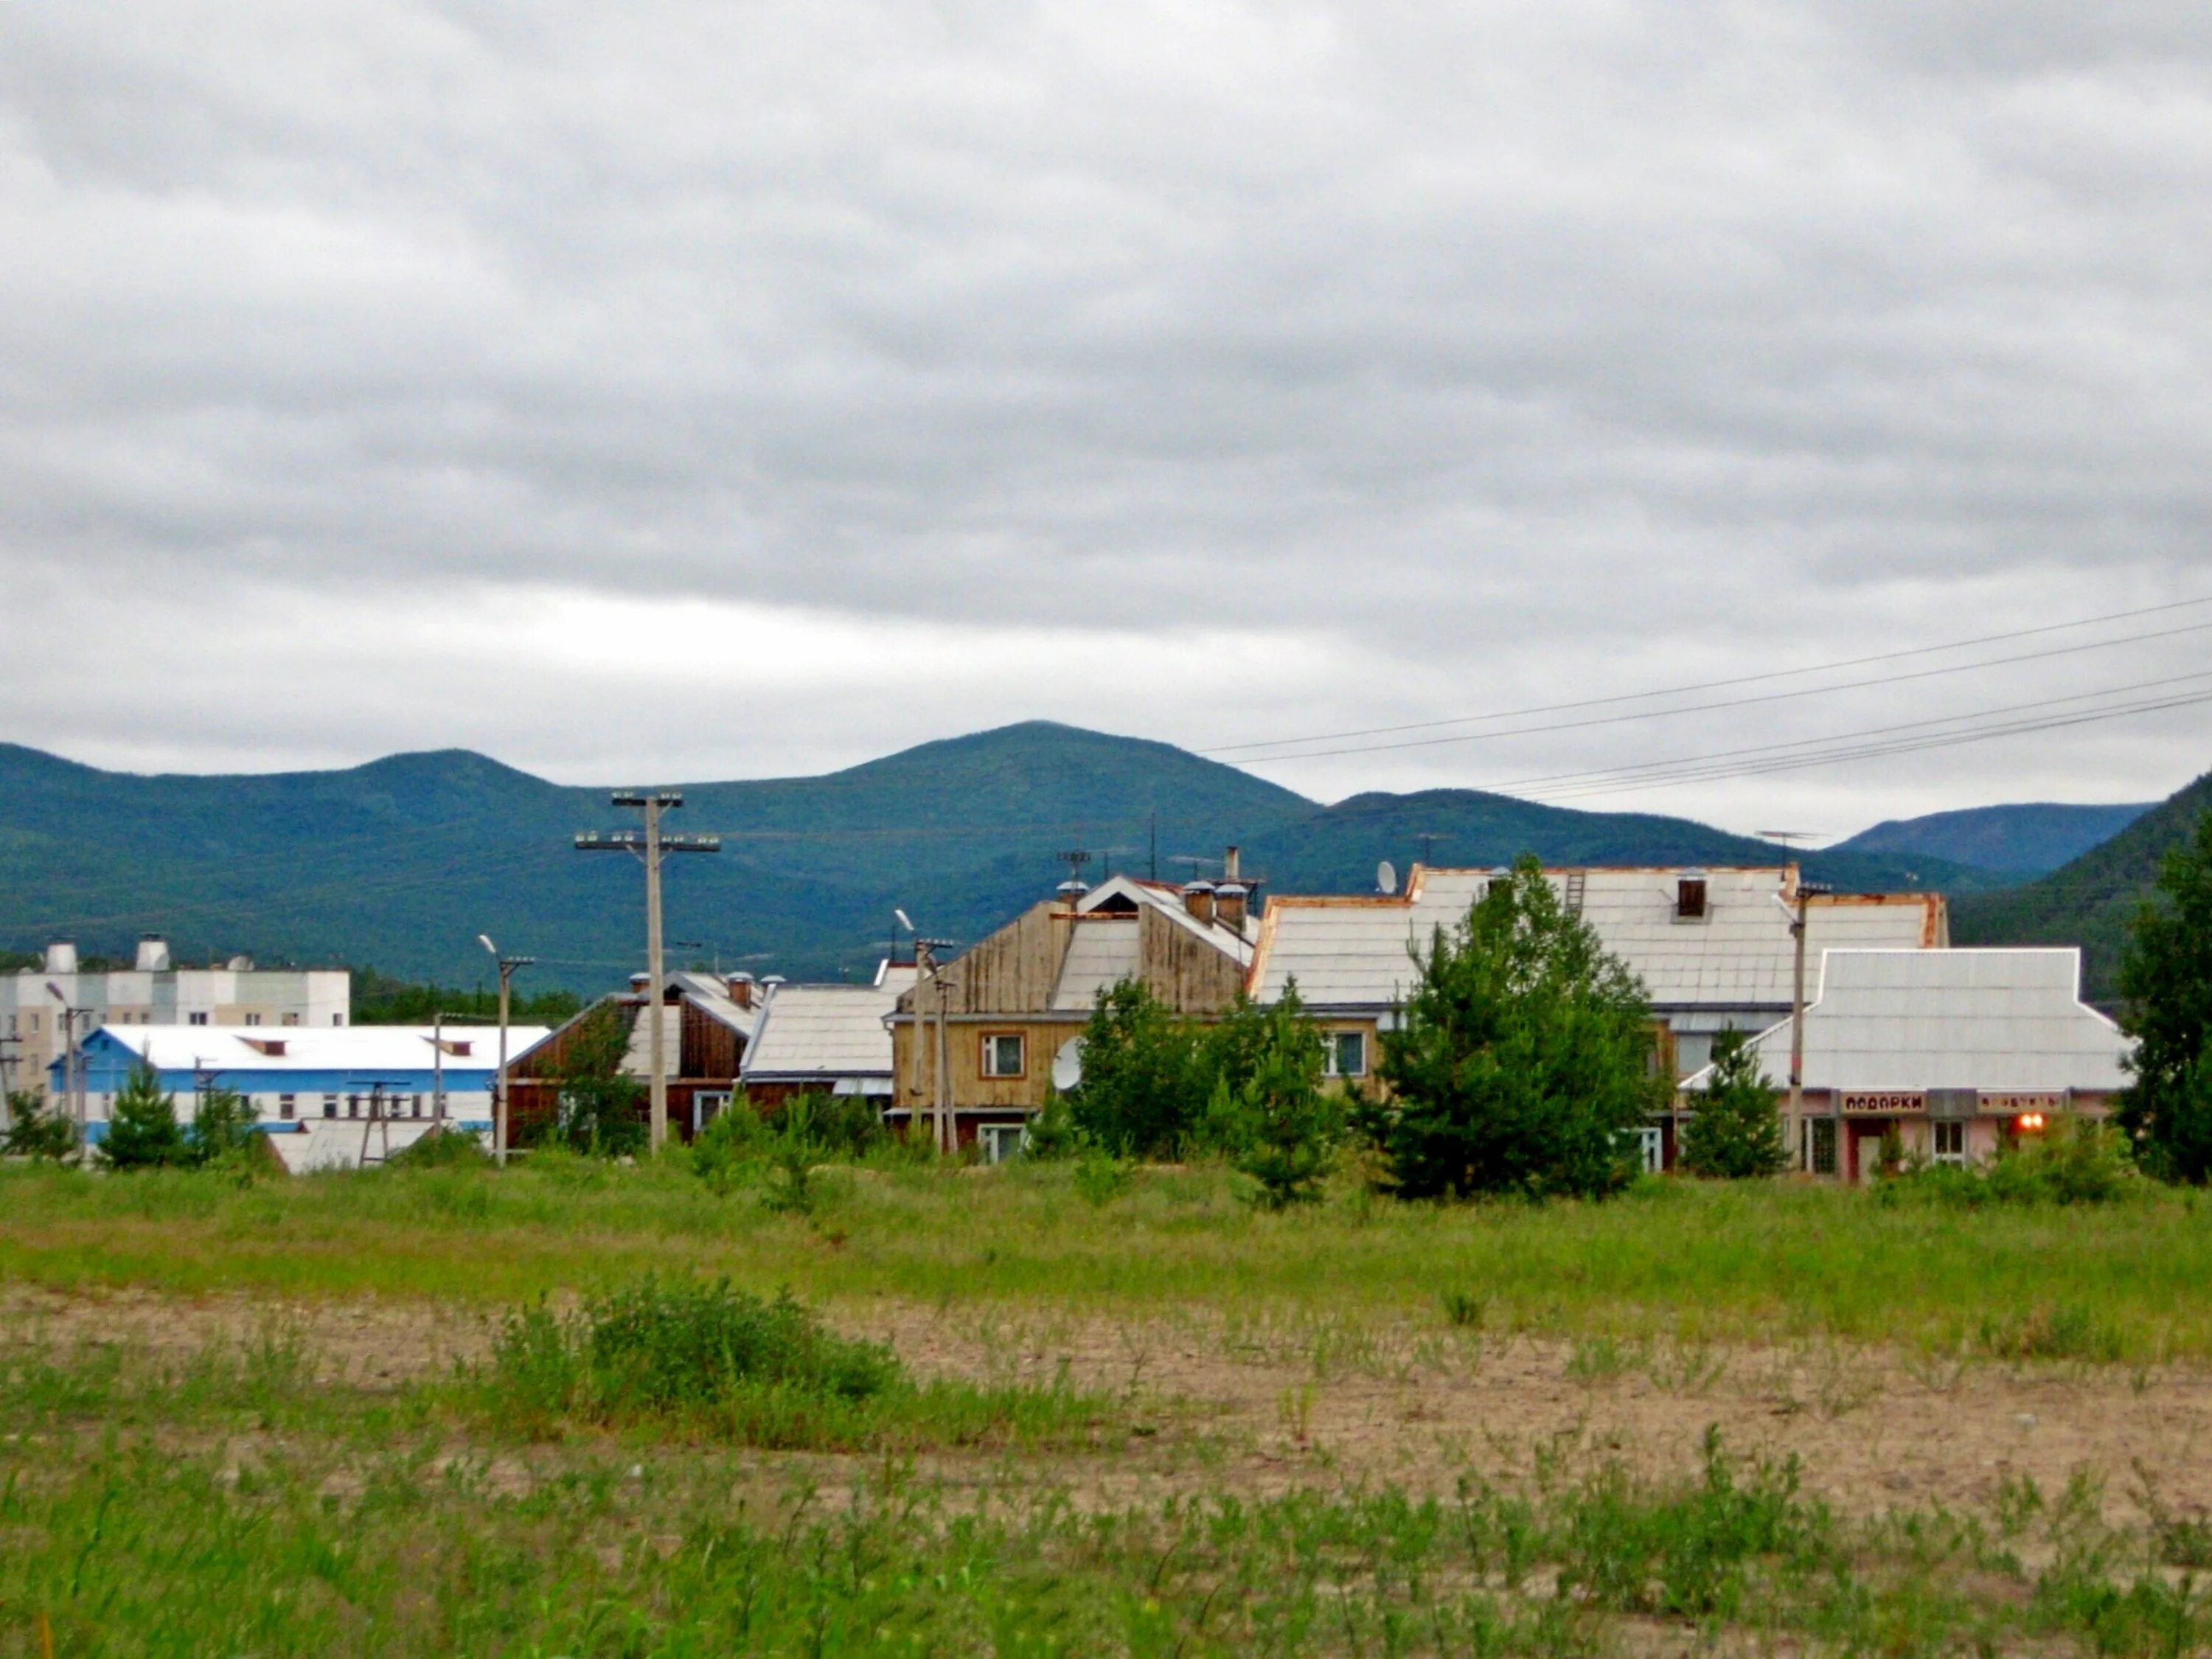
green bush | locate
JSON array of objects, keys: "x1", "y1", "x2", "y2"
[
  {"x1": 1678, "y1": 1029, "x2": 1787, "y2": 1179},
  {"x1": 187, "y1": 1085, "x2": 258, "y2": 1166},
  {"x1": 690, "y1": 1093, "x2": 769, "y2": 1193},
  {"x1": 3, "y1": 1091, "x2": 78, "y2": 1161},
  {"x1": 386, "y1": 1126, "x2": 493, "y2": 1169},
  {"x1": 1065, "y1": 980, "x2": 1208, "y2": 1157},
  {"x1": 539, "y1": 1000, "x2": 648, "y2": 1156},
  {"x1": 1888, "y1": 1116, "x2": 2137, "y2": 1208},
  {"x1": 100, "y1": 1065, "x2": 194, "y2": 1169},
  {"x1": 1371, "y1": 854, "x2": 1669, "y2": 1200},
  {"x1": 1207, "y1": 986, "x2": 1342, "y2": 1208},
  {"x1": 481, "y1": 1274, "x2": 1102, "y2": 1449}
]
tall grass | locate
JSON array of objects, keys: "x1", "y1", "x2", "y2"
[{"x1": 7, "y1": 1158, "x2": 2212, "y2": 1357}]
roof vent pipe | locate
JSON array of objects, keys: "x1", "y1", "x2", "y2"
[
  {"x1": 1223, "y1": 845, "x2": 1241, "y2": 883},
  {"x1": 135, "y1": 935, "x2": 172, "y2": 973},
  {"x1": 44, "y1": 941, "x2": 77, "y2": 975}
]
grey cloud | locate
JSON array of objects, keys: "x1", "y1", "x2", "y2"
[{"x1": 0, "y1": 0, "x2": 2208, "y2": 816}]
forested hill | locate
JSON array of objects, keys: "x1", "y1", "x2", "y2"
[
  {"x1": 0, "y1": 723, "x2": 1999, "y2": 990},
  {"x1": 1835, "y1": 801, "x2": 2154, "y2": 876},
  {"x1": 1952, "y1": 768, "x2": 2212, "y2": 1003}
]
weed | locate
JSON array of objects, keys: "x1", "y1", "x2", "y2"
[
  {"x1": 1979, "y1": 1303, "x2": 2126, "y2": 1364},
  {"x1": 1565, "y1": 1335, "x2": 1635, "y2": 1384},
  {"x1": 1441, "y1": 1288, "x2": 1488, "y2": 1329},
  {"x1": 1071, "y1": 1150, "x2": 1134, "y2": 1208}
]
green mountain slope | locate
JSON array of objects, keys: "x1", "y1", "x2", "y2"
[
  {"x1": 0, "y1": 723, "x2": 2010, "y2": 991},
  {"x1": 1836, "y1": 801, "x2": 2154, "y2": 876},
  {"x1": 1951, "y1": 769, "x2": 2212, "y2": 1003}
]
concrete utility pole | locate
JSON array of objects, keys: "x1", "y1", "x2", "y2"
[
  {"x1": 577, "y1": 793, "x2": 720, "y2": 1155},
  {"x1": 46, "y1": 984, "x2": 89, "y2": 1140},
  {"x1": 478, "y1": 935, "x2": 535, "y2": 1167},
  {"x1": 908, "y1": 936, "x2": 935, "y2": 1138},
  {"x1": 1784, "y1": 875, "x2": 1834, "y2": 1174}
]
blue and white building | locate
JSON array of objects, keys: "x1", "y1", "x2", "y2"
[{"x1": 55, "y1": 1022, "x2": 551, "y2": 1172}]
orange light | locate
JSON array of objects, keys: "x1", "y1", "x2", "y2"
[{"x1": 2017, "y1": 1112, "x2": 2046, "y2": 1134}]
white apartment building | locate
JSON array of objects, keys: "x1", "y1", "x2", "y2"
[{"x1": 1, "y1": 938, "x2": 350, "y2": 1106}]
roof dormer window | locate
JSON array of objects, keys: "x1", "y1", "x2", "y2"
[{"x1": 1676, "y1": 872, "x2": 1708, "y2": 921}]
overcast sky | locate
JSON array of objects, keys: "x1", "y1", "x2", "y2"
[{"x1": 2, "y1": 1, "x2": 2207, "y2": 840}]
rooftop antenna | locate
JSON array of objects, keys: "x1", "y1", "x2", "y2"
[
  {"x1": 1055, "y1": 849, "x2": 1093, "y2": 902},
  {"x1": 1415, "y1": 831, "x2": 1448, "y2": 866},
  {"x1": 1756, "y1": 830, "x2": 1823, "y2": 849}
]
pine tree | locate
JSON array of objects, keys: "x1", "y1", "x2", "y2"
[
  {"x1": 1372, "y1": 854, "x2": 1666, "y2": 1200},
  {"x1": 2119, "y1": 808, "x2": 2212, "y2": 1182},
  {"x1": 101, "y1": 1063, "x2": 192, "y2": 1169},
  {"x1": 1678, "y1": 1029, "x2": 1787, "y2": 1178},
  {"x1": 1211, "y1": 984, "x2": 1340, "y2": 1208}
]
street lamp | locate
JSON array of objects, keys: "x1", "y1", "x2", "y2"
[{"x1": 479, "y1": 934, "x2": 535, "y2": 1167}]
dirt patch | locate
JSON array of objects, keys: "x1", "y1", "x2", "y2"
[{"x1": 11, "y1": 1284, "x2": 2211, "y2": 1525}]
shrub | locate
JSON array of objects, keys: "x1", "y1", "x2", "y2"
[
  {"x1": 1071, "y1": 1150, "x2": 1134, "y2": 1208},
  {"x1": 1978, "y1": 1302, "x2": 2124, "y2": 1363},
  {"x1": 187, "y1": 1085, "x2": 258, "y2": 1166},
  {"x1": 386, "y1": 1126, "x2": 493, "y2": 1169},
  {"x1": 1208, "y1": 986, "x2": 1342, "y2": 1208},
  {"x1": 1065, "y1": 980, "x2": 1209, "y2": 1158},
  {"x1": 101, "y1": 1065, "x2": 194, "y2": 1169},
  {"x1": 3, "y1": 1091, "x2": 78, "y2": 1161},
  {"x1": 1678, "y1": 1029, "x2": 1787, "y2": 1178},
  {"x1": 2118, "y1": 806, "x2": 2212, "y2": 1181},
  {"x1": 1371, "y1": 854, "x2": 1669, "y2": 1200},
  {"x1": 1889, "y1": 1116, "x2": 2137, "y2": 1208},
  {"x1": 783, "y1": 1089, "x2": 883, "y2": 1160},
  {"x1": 481, "y1": 1275, "x2": 1107, "y2": 1450},
  {"x1": 542, "y1": 1001, "x2": 648, "y2": 1156},
  {"x1": 1022, "y1": 1091, "x2": 1082, "y2": 1160},
  {"x1": 691, "y1": 1093, "x2": 769, "y2": 1194}
]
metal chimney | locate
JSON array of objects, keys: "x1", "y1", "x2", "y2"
[
  {"x1": 135, "y1": 935, "x2": 172, "y2": 973},
  {"x1": 43, "y1": 941, "x2": 77, "y2": 975}
]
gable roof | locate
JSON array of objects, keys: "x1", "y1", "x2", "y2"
[
  {"x1": 1710, "y1": 948, "x2": 2131, "y2": 1095},
  {"x1": 741, "y1": 982, "x2": 902, "y2": 1082},
  {"x1": 1245, "y1": 865, "x2": 1945, "y2": 1012}
]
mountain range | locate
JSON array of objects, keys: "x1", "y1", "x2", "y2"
[
  {"x1": 0, "y1": 723, "x2": 2191, "y2": 995},
  {"x1": 1834, "y1": 801, "x2": 2155, "y2": 876}
]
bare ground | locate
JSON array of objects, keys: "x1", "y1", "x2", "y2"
[{"x1": 8, "y1": 1284, "x2": 2209, "y2": 1526}]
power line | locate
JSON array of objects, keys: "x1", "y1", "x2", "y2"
[
  {"x1": 1215, "y1": 611, "x2": 2212, "y2": 765},
  {"x1": 1480, "y1": 673, "x2": 2212, "y2": 804},
  {"x1": 1203, "y1": 594, "x2": 2212, "y2": 759}
]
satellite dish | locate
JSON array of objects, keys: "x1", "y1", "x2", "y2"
[
  {"x1": 1051, "y1": 1036, "x2": 1085, "y2": 1091},
  {"x1": 1377, "y1": 860, "x2": 1397, "y2": 896}
]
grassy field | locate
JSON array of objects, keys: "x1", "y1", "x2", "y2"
[
  {"x1": 5, "y1": 1155, "x2": 2212, "y2": 1357},
  {"x1": 9, "y1": 1157, "x2": 2212, "y2": 1655}
]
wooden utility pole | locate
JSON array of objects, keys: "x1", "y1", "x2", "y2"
[
  {"x1": 1785, "y1": 875, "x2": 1833, "y2": 1174},
  {"x1": 478, "y1": 936, "x2": 535, "y2": 1166},
  {"x1": 577, "y1": 793, "x2": 720, "y2": 1157}
]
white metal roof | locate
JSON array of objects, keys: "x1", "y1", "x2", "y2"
[
  {"x1": 1246, "y1": 866, "x2": 1942, "y2": 1012},
  {"x1": 1051, "y1": 918, "x2": 1142, "y2": 1011},
  {"x1": 741, "y1": 983, "x2": 902, "y2": 1081},
  {"x1": 89, "y1": 1024, "x2": 552, "y2": 1074},
  {"x1": 1719, "y1": 948, "x2": 2132, "y2": 1095}
]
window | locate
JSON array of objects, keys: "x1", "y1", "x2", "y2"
[
  {"x1": 347, "y1": 1094, "x2": 360, "y2": 1119},
  {"x1": 333, "y1": 1015, "x2": 344, "y2": 1026},
  {"x1": 1631, "y1": 1124, "x2": 1663, "y2": 1175},
  {"x1": 1933, "y1": 1121, "x2": 1966, "y2": 1167},
  {"x1": 411, "y1": 1094, "x2": 424, "y2": 1119},
  {"x1": 244, "y1": 1012, "x2": 263, "y2": 1027},
  {"x1": 1804, "y1": 1119, "x2": 1837, "y2": 1177},
  {"x1": 1676, "y1": 877, "x2": 1708, "y2": 920},
  {"x1": 188, "y1": 1012, "x2": 209, "y2": 1026},
  {"x1": 278, "y1": 1093, "x2": 296, "y2": 1120},
  {"x1": 27, "y1": 1013, "x2": 38, "y2": 1032},
  {"x1": 1324, "y1": 1031, "x2": 1367, "y2": 1078},
  {"x1": 321, "y1": 1094, "x2": 338, "y2": 1119},
  {"x1": 981, "y1": 1033, "x2": 1026, "y2": 1078},
  {"x1": 979, "y1": 1123, "x2": 1029, "y2": 1164}
]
